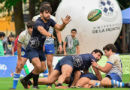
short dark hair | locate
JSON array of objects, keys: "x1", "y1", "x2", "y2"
[
  {"x1": 71, "y1": 28, "x2": 77, "y2": 32},
  {"x1": 40, "y1": 1, "x2": 51, "y2": 7},
  {"x1": 0, "y1": 32, "x2": 5, "y2": 38},
  {"x1": 40, "y1": 6, "x2": 52, "y2": 13},
  {"x1": 103, "y1": 44, "x2": 117, "y2": 53},
  {"x1": 27, "y1": 21, "x2": 34, "y2": 28},
  {"x1": 92, "y1": 49, "x2": 103, "y2": 56},
  {"x1": 9, "y1": 32, "x2": 15, "y2": 37}
]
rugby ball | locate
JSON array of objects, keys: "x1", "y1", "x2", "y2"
[{"x1": 88, "y1": 9, "x2": 102, "y2": 22}]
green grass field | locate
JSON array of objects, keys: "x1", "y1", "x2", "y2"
[{"x1": 0, "y1": 74, "x2": 130, "y2": 90}]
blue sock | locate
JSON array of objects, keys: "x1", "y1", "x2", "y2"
[
  {"x1": 111, "y1": 80, "x2": 125, "y2": 87},
  {"x1": 12, "y1": 73, "x2": 20, "y2": 89},
  {"x1": 43, "y1": 69, "x2": 48, "y2": 77}
]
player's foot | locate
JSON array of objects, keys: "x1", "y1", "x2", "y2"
[
  {"x1": 125, "y1": 82, "x2": 130, "y2": 88},
  {"x1": 9, "y1": 88, "x2": 16, "y2": 90},
  {"x1": 20, "y1": 78, "x2": 28, "y2": 89},
  {"x1": 27, "y1": 80, "x2": 32, "y2": 89},
  {"x1": 32, "y1": 86, "x2": 39, "y2": 89}
]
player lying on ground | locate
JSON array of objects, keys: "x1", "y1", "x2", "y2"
[{"x1": 25, "y1": 49, "x2": 103, "y2": 88}]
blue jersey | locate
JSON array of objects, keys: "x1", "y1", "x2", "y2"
[
  {"x1": 72, "y1": 54, "x2": 96, "y2": 70},
  {"x1": 32, "y1": 17, "x2": 56, "y2": 49}
]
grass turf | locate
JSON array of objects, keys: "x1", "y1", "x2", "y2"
[{"x1": 0, "y1": 74, "x2": 130, "y2": 90}]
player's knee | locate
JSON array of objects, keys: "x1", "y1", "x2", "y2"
[
  {"x1": 35, "y1": 64, "x2": 42, "y2": 72},
  {"x1": 16, "y1": 64, "x2": 23, "y2": 72},
  {"x1": 47, "y1": 62, "x2": 52, "y2": 68},
  {"x1": 65, "y1": 72, "x2": 71, "y2": 78}
]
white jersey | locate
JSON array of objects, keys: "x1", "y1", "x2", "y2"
[
  {"x1": 107, "y1": 54, "x2": 123, "y2": 79},
  {"x1": 32, "y1": 14, "x2": 56, "y2": 45},
  {"x1": 18, "y1": 30, "x2": 31, "y2": 49}
]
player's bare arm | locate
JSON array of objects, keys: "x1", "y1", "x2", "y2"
[
  {"x1": 37, "y1": 26, "x2": 52, "y2": 37},
  {"x1": 92, "y1": 66, "x2": 102, "y2": 80},
  {"x1": 54, "y1": 15, "x2": 71, "y2": 31},
  {"x1": 92, "y1": 61, "x2": 112, "y2": 73}
]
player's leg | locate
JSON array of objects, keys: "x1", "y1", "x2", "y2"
[
  {"x1": 11, "y1": 49, "x2": 28, "y2": 89},
  {"x1": 22, "y1": 57, "x2": 42, "y2": 87},
  {"x1": 46, "y1": 54, "x2": 53, "y2": 75},
  {"x1": 100, "y1": 73, "x2": 126, "y2": 88},
  {"x1": 30, "y1": 56, "x2": 61, "y2": 85},
  {"x1": 12, "y1": 57, "x2": 27, "y2": 89},
  {"x1": 83, "y1": 84, "x2": 92, "y2": 88},
  {"x1": 76, "y1": 73, "x2": 98, "y2": 88},
  {"x1": 76, "y1": 77, "x2": 91, "y2": 87},
  {"x1": 20, "y1": 49, "x2": 42, "y2": 88},
  {"x1": 45, "y1": 44, "x2": 55, "y2": 75},
  {"x1": 56, "y1": 56, "x2": 74, "y2": 86},
  {"x1": 84, "y1": 80, "x2": 100, "y2": 88},
  {"x1": 57, "y1": 64, "x2": 73, "y2": 85},
  {"x1": 30, "y1": 69, "x2": 60, "y2": 85}
]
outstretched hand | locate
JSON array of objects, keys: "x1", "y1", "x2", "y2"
[{"x1": 61, "y1": 15, "x2": 71, "y2": 25}]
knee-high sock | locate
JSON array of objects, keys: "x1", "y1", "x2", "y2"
[
  {"x1": 111, "y1": 80, "x2": 125, "y2": 88},
  {"x1": 12, "y1": 73, "x2": 20, "y2": 89},
  {"x1": 23, "y1": 72, "x2": 33, "y2": 81},
  {"x1": 33, "y1": 74, "x2": 39, "y2": 86}
]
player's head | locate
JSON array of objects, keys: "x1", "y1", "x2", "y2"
[
  {"x1": 40, "y1": 6, "x2": 52, "y2": 21},
  {"x1": 91, "y1": 49, "x2": 103, "y2": 61},
  {"x1": 0, "y1": 32, "x2": 5, "y2": 40},
  {"x1": 8, "y1": 33, "x2": 15, "y2": 42},
  {"x1": 71, "y1": 28, "x2": 77, "y2": 37},
  {"x1": 40, "y1": 1, "x2": 51, "y2": 7},
  {"x1": 27, "y1": 21, "x2": 34, "y2": 35},
  {"x1": 103, "y1": 44, "x2": 117, "y2": 57}
]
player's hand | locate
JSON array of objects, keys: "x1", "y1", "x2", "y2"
[
  {"x1": 91, "y1": 60, "x2": 98, "y2": 67},
  {"x1": 47, "y1": 33, "x2": 55, "y2": 39},
  {"x1": 62, "y1": 15, "x2": 71, "y2": 25}
]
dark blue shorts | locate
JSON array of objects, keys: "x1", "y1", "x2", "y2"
[
  {"x1": 45, "y1": 44, "x2": 55, "y2": 54},
  {"x1": 54, "y1": 56, "x2": 73, "y2": 72},
  {"x1": 106, "y1": 73, "x2": 122, "y2": 82},
  {"x1": 81, "y1": 73, "x2": 98, "y2": 80},
  {"x1": 26, "y1": 46, "x2": 46, "y2": 62},
  {"x1": 14, "y1": 48, "x2": 28, "y2": 58}
]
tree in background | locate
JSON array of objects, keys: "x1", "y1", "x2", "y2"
[{"x1": 0, "y1": 0, "x2": 26, "y2": 36}]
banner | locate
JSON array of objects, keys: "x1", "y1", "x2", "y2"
[{"x1": 0, "y1": 56, "x2": 25, "y2": 77}]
